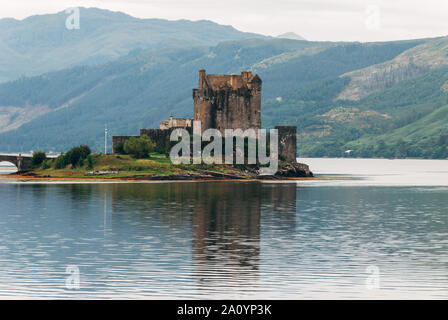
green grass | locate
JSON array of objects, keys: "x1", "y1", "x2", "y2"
[{"x1": 31, "y1": 153, "x2": 237, "y2": 178}]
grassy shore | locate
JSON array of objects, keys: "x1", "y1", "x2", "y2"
[
  {"x1": 21, "y1": 153, "x2": 251, "y2": 180},
  {"x1": 0, "y1": 152, "x2": 319, "y2": 181}
]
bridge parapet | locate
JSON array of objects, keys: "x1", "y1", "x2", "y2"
[{"x1": 0, "y1": 154, "x2": 33, "y2": 172}]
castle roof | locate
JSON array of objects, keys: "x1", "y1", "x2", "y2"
[{"x1": 198, "y1": 70, "x2": 261, "y2": 91}]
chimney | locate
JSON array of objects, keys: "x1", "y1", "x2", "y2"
[
  {"x1": 230, "y1": 74, "x2": 239, "y2": 89},
  {"x1": 199, "y1": 69, "x2": 206, "y2": 89},
  {"x1": 241, "y1": 71, "x2": 252, "y2": 80}
]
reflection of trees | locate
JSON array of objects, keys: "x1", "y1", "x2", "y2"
[{"x1": 110, "y1": 183, "x2": 195, "y2": 228}]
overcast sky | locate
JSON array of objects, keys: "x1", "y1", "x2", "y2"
[{"x1": 0, "y1": 0, "x2": 447, "y2": 42}]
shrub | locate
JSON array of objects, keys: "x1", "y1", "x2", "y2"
[
  {"x1": 78, "y1": 145, "x2": 91, "y2": 158},
  {"x1": 65, "y1": 148, "x2": 81, "y2": 167},
  {"x1": 52, "y1": 145, "x2": 92, "y2": 169},
  {"x1": 124, "y1": 135, "x2": 155, "y2": 158},
  {"x1": 31, "y1": 151, "x2": 46, "y2": 166},
  {"x1": 86, "y1": 155, "x2": 94, "y2": 170},
  {"x1": 115, "y1": 142, "x2": 125, "y2": 154},
  {"x1": 65, "y1": 145, "x2": 92, "y2": 167},
  {"x1": 54, "y1": 154, "x2": 67, "y2": 169},
  {"x1": 41, "y1": 159, "x2": 51, "y2": 169}
]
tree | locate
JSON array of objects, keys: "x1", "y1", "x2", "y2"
[
  {"x1": 66, "y1": 147, "x2": 82, "y2": 167},
  {"x1": 395, "y1": 138, "x2": 408, "y2": 158},
  {"x1": 124, "y1": 135, "x2": 155, "y2": 158},
  {"x1": 78, "y1": 145, "x2": 91, "y2": 159},
  {"x1": 438, "y1": 133, "x2": 448, "y2": 147},
  {"x1": 62, "y1": 145, "x2": 92, "y2": 168},
  {"x1": 41, "y1": 159, "x2": 51, "y2": 169},
  {"x1": 114, "y1": 142, "x2": 125, "y2": 154},
  {"x1": 86, "y1": 155, "x2": 94, "y2": 170},
  {"x1": 54, "y1": 154, "x2": 67, "y2": 169},
  {"x1": 375, "y1": 140, "x2": 387, "y2": 157},
  {"x1": 31, "y1": 151, "x2": 46, "y2": 166}
]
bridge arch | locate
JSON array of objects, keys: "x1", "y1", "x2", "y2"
[
  {"x1": 0, "y1": 161, "x2": 18, "y2": 174},
  {"x1": 0, "y1": 154, "x2": 33, "y2": 172}
]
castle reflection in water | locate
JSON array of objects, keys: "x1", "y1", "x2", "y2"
[{"x1": 108, "y1": 182, "x2": 297, "y2": 288}]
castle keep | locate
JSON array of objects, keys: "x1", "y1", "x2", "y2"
[
  {"x1": 193, "y1": 70, "x2": 261, "y2": 133},
  {"x1": 113, "y1": 70, "x2": 298, "y2": 163}
]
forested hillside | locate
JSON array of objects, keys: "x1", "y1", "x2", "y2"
[
  {"x1": 0, "y1": 37, "x2": 426, "y2": 153},
  {"x1": 0, "y1": 9, "x2": 447, "y2": 159}
]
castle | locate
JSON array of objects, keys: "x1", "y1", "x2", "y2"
[
  {"x1": 193, "y1": 70, "x2": 261, "y2": 132},
  {"x1": 113, "y1": 70, "x2": 297, "y2": 163}
]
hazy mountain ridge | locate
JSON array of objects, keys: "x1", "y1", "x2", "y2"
[
  {"x1": 277, "y1": 32, "x2": 306, "y2": 41},
  {"x1": 0, "y1": 7, "x2": 267, "y2": 83}
]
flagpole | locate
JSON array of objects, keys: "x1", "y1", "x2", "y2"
[{"x1": 104, "y1": 124, "x2": 108, "y2": 154}]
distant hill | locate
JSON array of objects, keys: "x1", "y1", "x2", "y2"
[
  {"x1": 344, "y1": 67, "x2": 448, "y2": 158},
  {"x1": 277, "y1": 32, "x2": 306, "y2": 41},
  {"x1": 262, "y1": 38, "x2": 448, "y2": 159},
  {"x1": 337, "y1": 37, "x2": 448, "y2": 100},
  {"x1": 0, "y1": 7, "x2": 266, "y2": 83}
]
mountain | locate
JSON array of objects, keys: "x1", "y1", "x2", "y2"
[
  {"x1": 337, "y1": 37, "x2": 448, "y2": 100},
  {"x1": 277, "y1": 32, "x2": 306, "y2": 41},
  {"x1": 0, "y1": 8, "x2": 447, "y2": 158},
  {"x1": 0, "y1": 7, "x2": 266, "y2": 83},
  {"x1": 344, "y1": 67, "x2": 448, "y2": 158},
  {"x1": 0, "y1": 38, "x2": 327, "y2": 152},
  {"x1": 0, "y1": 35, "x2": 428, "y2": 154},
  {"x1": 262, "y1": 38, "x2": 448, "y2": 159}
]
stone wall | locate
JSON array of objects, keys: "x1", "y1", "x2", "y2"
[
  {"x1": 113, "y1": 127, "x2": 193, "y2": 154},
  {"x1": 275, "y1": 126, "x2": 297, "y2": 163},
  {"x1": 112, "y1": 136, "x2": 139, "y2": 154},
  {"x1": 141, "y1": 128, "x2": 174, "y2": 150}
]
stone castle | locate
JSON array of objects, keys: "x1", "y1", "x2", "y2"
[
  {"x1": 193, "y1": 70, "x2": 261, "y2": 132},
  {"x1": 113, "y1": 70, "x2": 298, "y2": 163}
]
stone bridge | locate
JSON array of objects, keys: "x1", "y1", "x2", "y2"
[{"x1": 0, "y1": 154, "x2": 33, "y2": 172}]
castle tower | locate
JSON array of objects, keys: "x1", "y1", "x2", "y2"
[
  {"x1": 193, "y1": 70, "x2": 262, "y2": 133},
  {"x1": 275, "y1": 126, "x2": 297, "y2": 162}
]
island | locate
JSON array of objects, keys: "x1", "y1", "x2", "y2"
[
  {"x1": 2, "y1": 70, "x2": 313, "y2": 181},
  {"x1": 11, "y1": 152, "x2": 312, "y2": 181}
]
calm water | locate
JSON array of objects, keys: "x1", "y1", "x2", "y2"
[{"x1": 0, "y1": 158, "x2": 447, "y2": 299}]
